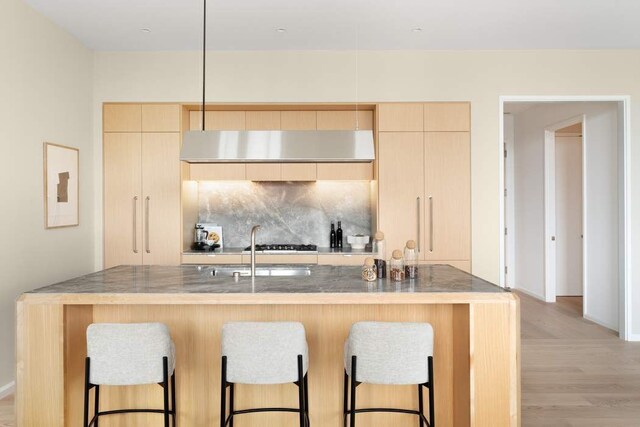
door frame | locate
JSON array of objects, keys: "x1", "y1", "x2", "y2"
[
  {"x1": 498, "y1": 95, "x2": 632, "y2": 341},
  {"x1": 544, "y1": 115, "x2": 585, "y2": 305}
]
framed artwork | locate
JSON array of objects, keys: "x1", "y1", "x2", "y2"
[{"x1": 44, "y1": 142, "x2": 79, "y2": 228}]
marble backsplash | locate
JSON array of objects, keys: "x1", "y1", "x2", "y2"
[{"x1": 198, "y1": 181, "x2": 372, "y2": 248}]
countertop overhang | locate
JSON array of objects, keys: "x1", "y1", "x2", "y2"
[{"x1": 20, "y1": 264, "x2": 513, "y2": 305}]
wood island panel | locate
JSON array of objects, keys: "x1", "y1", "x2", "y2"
[{"x1": 16, "y1": 293, "x2": 519, "y2": 427}]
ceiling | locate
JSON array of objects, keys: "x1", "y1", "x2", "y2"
[{"x1": 25, "y1": 0, "x2": 640, "y2": 51}]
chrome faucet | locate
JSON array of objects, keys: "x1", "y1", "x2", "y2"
[{"x1": 250, "y1": 225, "x2": 261, "y2": 277}]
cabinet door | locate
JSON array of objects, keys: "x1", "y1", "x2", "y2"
[
  {"x1": 141, "y1": 133, "x2": 181, "y2": 265},
  {"x1": 246, "y1": 111, "x2": 281, "y2": 129},
  {"x1": 424, "y1": 132, "x2": 471, "y2": 260},
  {"x1": 189, "y1": 111, "x2": 246, "y2": 130},
  {"x1": 189, "y1": 164, "x2": 246, "y2": 180},
  {"x1": 281, "y1": 111, "x2": 317, "y2": 130},
  {"x1": 281, "y1": 163, "x2": 317, "y2": 181},
  {"x1": 142, "y1": 104, "x2": 181, "y2": 132},
  {"x1": 103, "y1": 104, "x2": 141, "y2": 132},
  {"x1": 103, "y1": 133, "x2": 143, "y2": 267},
  {"x1": 317, "y1": 111, "x2": 373, "y2": 130},
  {"x1": 378, "y1": 132, "x2": 425, "y2": 257},
  {"x1": 423, "y1": 103, "x2": 470, "y2": 132},
  {"x1": 377, "y1": 103, "x2": 423, "y2": 131},
  {"x1": 246, "y1": 164, "x2": 282, "y2": 181}
]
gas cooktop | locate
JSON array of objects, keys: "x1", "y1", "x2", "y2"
[{"x1": 242, "y1": 244, "x2": 318, "y2": 253}]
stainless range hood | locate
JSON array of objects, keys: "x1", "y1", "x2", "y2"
[{"x1": 180, "y1": 129, "x2": 375, "y2": 163}]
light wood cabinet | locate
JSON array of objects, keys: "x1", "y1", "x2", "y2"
[
  {"x1": 189, "y1": 111, "x2": 246, "y2": 130},
  {"x1": 246, "y1": 111, "x2": 281, "y2": 130},
  {"x1": 282, "y1": 163, "x2": 317, "y2": 181},
  {"x1": 142, "y1": 104, "x2": 181, "y2": 132},
  {"x1": 317, "y1": 111, "x2": 373, "y2": 130},
  {"x1": 246, "y1": 163, "x2": 281, "y2": 181},
  {"x1": 377, "y1": 103, "x2": 471, "y2": 265},
  {"x1": 103, "y1": 104, "x2": 141, "y2": 132},
  {"x1": 378, "y1": 103, "x2": 423, "y2": 131},
  {"x1": 104, "y1": 133, "x2": 143, "y2": 267},
  {"x1": 378, "y1": 132, "x2": 425, "y2": 255},
  {"x1": 104, "y1": 104, "x2": 181, "y2": 267},
  {"x1": 189, "y1": 164, "x2": 246, "y2": 180},
  {"x1": 141, "y1": 133, "x2": 181, "y2": 265},
  {"x1": 424, "y1": 132, "x2": 471, "y2": 260},
  {"x1": 424, "y1": 103, "x2": 470, "y2": 132},
  {"x1": 281, "y1": 111, "x2": 317, "y2": 130},
  {"x1": 316, "y1": 162, "x2": 373, "y2": 180}
]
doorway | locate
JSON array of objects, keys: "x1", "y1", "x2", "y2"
[
  {"x1": 499, "y1": 97, "x2": 630, "y2": 339},
  {"x1": 553, "y1": 121, "x2": 583, "y2": 298}
]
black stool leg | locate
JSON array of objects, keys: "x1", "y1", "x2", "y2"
[
  {"x1": 428, "y1": 356, "x2": 435, "y2": 427},
  {"x1": 229, "y1": 383, "x2": 234, "y2": 427},
  {"x1": 94, "y1": 385, "x2": 100, "y2": 427},
  {"x1": 83, "y1": 357, "x2": 90, "y2": 427},
  {"x1": 297, "y1": 355, "x2": 306, "y2": 427},
  {"x1": 171, "y1": 371, "x2": 176, "y2": 426},
  {"x1": 163, "y1": 357, "x2": 170, "y2": 427},
  {"x1": 220, "y1": 356, "x2": 227, "y2": 427},
  {"x1": 304, "y1": 373, "x2": 310, "y2": 426},
  {"x1": 343, "y1": 371, "x2": 348, "y2": 427},
  {"x1": 349, "y1": 356, "x2": 357, "y2": 427},
  {"x1": 418, "y1": 384, "x2": 424, "y2": 427}
]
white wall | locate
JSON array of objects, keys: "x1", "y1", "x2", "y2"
[
  {"x1": 0, "y1": 0, "x2": 94, "y2": 389},
  {"x1": 512, "y1": 102, "x2": 620, "y2": 330},
  {"x1": 93, "y1": 50, "x2": 640, "y2": 337}
]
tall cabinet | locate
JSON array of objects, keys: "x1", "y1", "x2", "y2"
[
  {"x1": 103, "y1": 104, "x2": 181, "y2": 268},
  {"x1": 378, "y1": 103, "x2": 471, "y2": 271}
]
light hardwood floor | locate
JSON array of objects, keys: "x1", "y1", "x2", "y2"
[{"x1": 1, "y1": 292, "x2": 639, "y2": 426}]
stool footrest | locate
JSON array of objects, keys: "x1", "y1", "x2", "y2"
[{"x1": 345, "y1": 408, "x2": 430, "y2": 425}]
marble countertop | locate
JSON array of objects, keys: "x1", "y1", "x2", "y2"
[
  {"x1": 29, "y1": 264, "x2": 506, "y2": 295},
  {"x1": 182, "y1": 247, "x2": 374, "y2": 255}
]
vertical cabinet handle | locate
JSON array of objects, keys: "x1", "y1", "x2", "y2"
[
  {"x1": 429, "y1": 196, "x2": 434, "y2": 252},
  {"x1": 145, "y1": 196, "x2": 150, "y2": 253},
  {"x1": 132, "y1": 196, "x2": 138, "y2": 253},
  {"x1": 416, "y1": 197, "x2": 421, "y2": 252}
]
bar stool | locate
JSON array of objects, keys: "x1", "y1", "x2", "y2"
[
  {"x1": 343, "y1": 322, "x2": 435, "y2": 427},
  {"x1": 83, "y1": 322, "x2": 177, "y2": 427},
  {"x1": 220, "y1": 321, "x2": 310, "y2": 427}
]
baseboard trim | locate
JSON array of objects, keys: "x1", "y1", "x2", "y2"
[
  {"x1": 583, "y1": 312, "x2": 619, "y2": 333},
  {"x1": 512, "y1": 286, "x2": 546, "y2": 301},
  {"x1": 0, "y1": 381, "x2": 15, "y2": 399}
]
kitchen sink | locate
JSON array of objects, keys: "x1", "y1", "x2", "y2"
[{"x1": 207, "y1": 266, "x2": 312, "y2": 277}]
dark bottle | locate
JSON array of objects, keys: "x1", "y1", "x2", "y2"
[
  {"x1": 336, "y1": 221, "x2": 343, "y2": 248},
  {"x1": 330, "y1": 222, "x2": 336, "y2": 248}
]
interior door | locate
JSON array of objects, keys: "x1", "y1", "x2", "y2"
[
  {"x1": 103, "y1": 133, "x2": 143, "y2": 268},
  {"x1": 378, "y1": 132, "x2": 425, "y2": 258},
  {"x1": 141, "y1": 133, "x2": 181, "y2": 265},
  {"x1": 555, "y1": 136, "x2": 583, "y2": 296},
  {"x1": 424, "y1": 132, "x2": 471, "y2": 261}
]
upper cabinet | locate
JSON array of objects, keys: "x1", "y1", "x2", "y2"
[
  {"x1": 317, "y1": 111, "x2": 373, "y2": 130},
  {"x1": 377, "y1": 103, "x2": 423, "y2": 131},
  {"x1": 189, "y1": 111, "x2": 246, "y2": 130},
  {"x1": 423, "y1": 103, "x2": 470, "y2": 132},
  {"x1": 103, "y1": 104, "x2": 142, "y2": 132},
  {"x1": 103, "y1": 104, "x2": 182, "y2": 132},
  {"x1": 281, "y1": 111, "x2": 317, "y2": 130},
  {"x1": 246, "y1": 111, "x2": 281, "y2": 130}
]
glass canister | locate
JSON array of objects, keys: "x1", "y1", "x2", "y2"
[
  {"x1": 389, "y1": 250, "x2": 405, "y2": 282},
  {"x1": 361, "y1": 257, "x2": 377, "y2": 282},
  {"x1": 372, "y1": 231, "x2": 387, "y2": 278},
  {"x1": 404, "y1": 240, "x2": 419, "y2": 279}
]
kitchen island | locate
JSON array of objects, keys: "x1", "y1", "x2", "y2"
[{"x1": 16, "y1": 265, "x2": 519, "y2": 427}]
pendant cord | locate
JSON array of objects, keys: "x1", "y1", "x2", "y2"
[
  {"x1": 202, "y1": 0, "x2": 207, "y2": 131},
  {"x1": 355, "y1": 17, "x2": 359, "y2": 131}
]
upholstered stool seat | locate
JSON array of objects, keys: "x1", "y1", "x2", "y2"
[
  {"x1": 343, "y1": 321, "x2": 435, "y2": 427},
  {"x1": 83, "y1": 322, "x2": 177, "y2": 427},
  {"x1": 220, "y1": 322, "x2": 310, "y2": 426}
]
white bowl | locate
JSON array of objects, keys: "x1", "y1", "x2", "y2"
[{"x1": 347, "y1": 235, "x2": 370, "y2": 250}]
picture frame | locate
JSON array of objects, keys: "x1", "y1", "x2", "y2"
[{"x1": 44, "y1": 142, "x2": 79, "y2": 228}]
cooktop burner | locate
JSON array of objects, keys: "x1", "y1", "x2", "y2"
[{"x1": 243, "y1": 244, "x2": 318, "y2": 252}]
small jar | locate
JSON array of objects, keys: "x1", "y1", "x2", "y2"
[
  {"x1": 404, "y1": 240, "x2": 419, "y2": 279},
  {"x1": 361, "y1": 257, "x2": 377, "y2": 282},
  {"x1": 372, "y1": 231, "x2": 387, "y2": 279},
  {"x1": 389, "y1": 250, "x2": 405, "y2": 282}
]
